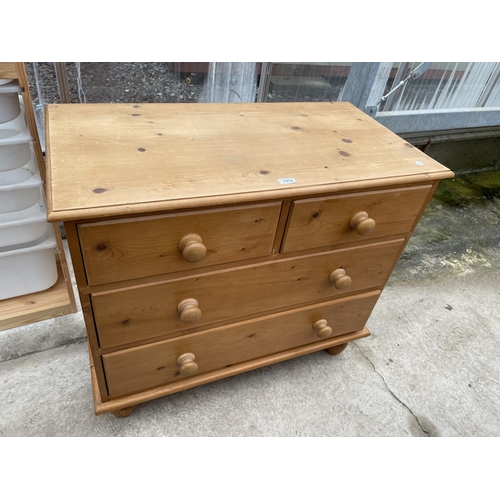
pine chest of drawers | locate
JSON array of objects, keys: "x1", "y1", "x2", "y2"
[{"x1": 45, "y1": 102, "x2": 453, "y2": 417}]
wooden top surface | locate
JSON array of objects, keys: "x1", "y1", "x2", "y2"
[{"x1": 45, "y1": 102, "x2": 453, "y2": 221}]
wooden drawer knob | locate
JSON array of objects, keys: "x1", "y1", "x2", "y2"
[
  {"x1": 177, "y1": 353, "x2": 198, "y2": 375},
  {"x1": 329, "y1": 268, "x2": 352, "y2": 290},
  {"x1": 313, "y1": 319, "x2": 333, "y2": 339},
  {"x1": 179, "y1": 233, "x2": 207, "y2": 263},
  {"x1": 177, "y1": 298, "x2": 202, "y2": 324},
  {"x1": 350, "y1": 211, "x2": 376, "y2": 236}
]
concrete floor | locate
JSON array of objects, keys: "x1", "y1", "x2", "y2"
[{"x1": 1, "y1": 173, "x2": 499, "y2": 436}]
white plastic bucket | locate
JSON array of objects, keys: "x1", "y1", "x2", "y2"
[
  {"x1": 0, "y1": 108, "x2": 29, "y2": 135},
  {"x1": 0, "y1": 81, "x2": 22, "y2": 125},
  {"x1": 0, "y1": 129, "x2": 33, "y2": 171},
  {"x1": 0, "y1": 193, "x2": 48, "y2": 247},
  {"x1": 0, "y1": 94, "x2": 21, "y2": 124},
  {"x1": 0, "y1": 229, "x2": 58, "y2": 300},
  {"x1": 0, "y1": 151, "x2": 43, "y2": 213},
  {"x1": 0, "y1": 226, "x2": 57, "y2": 300}
]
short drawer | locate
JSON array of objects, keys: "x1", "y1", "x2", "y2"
[
  {"x1": 78, "y1": 202, "x2": 282, "y2": 286},
  {"x1": 282, "y1": 185, "x2": 432, "y2": 253},
  {"x1": 102, "y1": 291, "x2": 381, "y2": 398},
  {"x1": 92, "y1": 239, "x2": 402, "y2": 349}
]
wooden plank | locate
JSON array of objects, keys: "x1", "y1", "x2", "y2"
[
  {"x1": 103, "y1": 294, "x2": 379, "y2": 398},
  {"x1": 0, "y1": 262, "x2": 73, "y2": 331},
  {"x1": 0, "y1": 63, "x2": 18, "y2": 79},
  {"x1": 93, "y1": 326, "x2": 371, "y2": 414},
  {"x1": 282, "y1": 184, "x2": 432, "y2": 253},
  {"x1": 78, "y1": 202, "x2": 281, "y2": 286},
  {"x1": 91, "y1": 239, "x2": 402, "y2": 349},
  {"x1": 54, "y1": 63, "x2": 71, "y2": 103},
  {"x1": 45, "y1": 102, "x2": 454, "y2": 222}
]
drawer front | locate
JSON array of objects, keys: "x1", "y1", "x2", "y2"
[
  {"x1": 103, "y1": 291, "x2": 381, "y2": 398},
  {"x1": 282, "y1": 185, "x2": 431, "y2": 253},
  {"x1": 92, "y1": 239, "x2": 402, "y2": 349},
  {"x1": 78, "y1": 202, "x2": 282, "y2": 286}
]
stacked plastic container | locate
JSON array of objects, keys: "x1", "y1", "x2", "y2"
[{"x1": 0, "y1": 78, "x2": 57, "y2": 300}]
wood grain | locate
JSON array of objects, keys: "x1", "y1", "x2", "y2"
[
  {"x1": 78, "y1": 202, "x2": 281, "y2": 285},
  {"x1": 0, "y1": 262, "x2": 73, "y2": 331},
  {"x1": 103, "y1": 292, "x2": 380, "y2": 398},
  {"x1": 44, "y1": 100, "x2": 454, "y2": 416},
  {"x1": 93, "y1": 327, "x2": 371, "y2": 414},
  {"x1": 92, "y1": 239, "x2": 402, "y2": 349},
  {"x1": 78, "y1": 230, "x2": 416, "y2": 297},
  {"x1": 0, "y1": 63, "x2": 18, "y2": 79},
  {"x1": 282, "y1": 185, "x2": 432, "y2": 252},
  {"x1": 45, "y1": 102, "x2": 454, "y2": 222}
]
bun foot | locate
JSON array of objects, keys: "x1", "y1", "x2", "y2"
[
  {"x1": 325, "y1": 343, "x2": 348, "y2": 356},
  {"x1": 111, "y1": 405, "x2": 137, "y2": 418}
]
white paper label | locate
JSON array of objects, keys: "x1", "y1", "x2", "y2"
[{"x1": 278, "y1": 178, "x2": 297, "y2": 185}]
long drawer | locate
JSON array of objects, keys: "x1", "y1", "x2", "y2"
[
  {"x1": 282, "y1": 185, "x2": 431, "y2": 253},
  {"x1": 92, "y1": 239, "x2": 402, "y2": 349},
  {"x1": 102, "y1": 291, "x2": 381, "y2": 398},
  {"x1": 78, "y1": 202, "x2": 282, "y2": 285}
]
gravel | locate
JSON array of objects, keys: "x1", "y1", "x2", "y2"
[{"x1": 24, "y1": 62, "x2": 204, "y2": 105}]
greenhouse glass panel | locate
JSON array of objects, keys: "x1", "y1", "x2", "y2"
[
  {"x1": 265, "y1": 63, "x2": 351, "y2": 102},
  {"x1": 380, "y1": 62, "x2": 500, "y2": 112}
]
